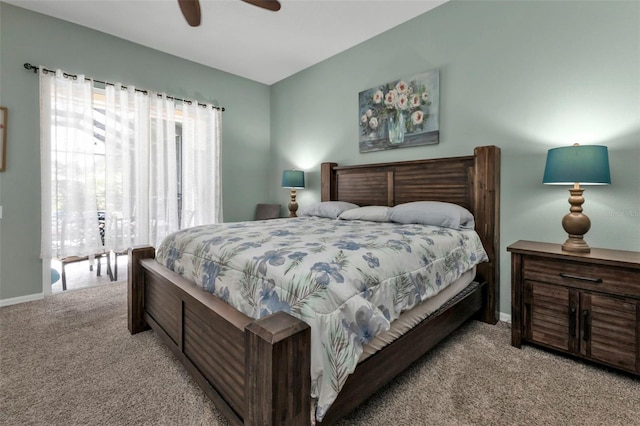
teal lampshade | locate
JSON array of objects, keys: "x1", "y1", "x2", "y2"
[
  {"x1": 543, "y1": 145, "x2": 611, "y2": 185},
  {"x1": 281, "y1": 170, "x2": 305, "y2": 188}
]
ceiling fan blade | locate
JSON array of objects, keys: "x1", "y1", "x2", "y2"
[
  {"x1": 178, "y1": 0, "x2": 201, "y2": 26},
  {"x1": 241, "y1": 0, "x2": 281, "y2": 12}
]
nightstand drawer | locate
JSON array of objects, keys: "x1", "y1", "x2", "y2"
[{"x1": 523, "y1": 256, "x2": 639, "y2": 298}]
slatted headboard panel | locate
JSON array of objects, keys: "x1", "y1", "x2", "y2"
[{"x1": 320, "y1": 145, "x2": 501, "y2": 323}]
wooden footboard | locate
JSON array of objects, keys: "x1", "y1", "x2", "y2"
[
  {"x1": 128, "y1": 247, "x2": 311, "y2": 425},
  {"x1": 129, "y1": 248, "x2": 486, "y2": 425}
]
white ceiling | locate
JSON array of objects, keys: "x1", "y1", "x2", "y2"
[{"x1": 6, "y1": 0, "x2": 448, "y2": 85}]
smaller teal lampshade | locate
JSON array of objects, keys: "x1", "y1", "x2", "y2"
[
  {"x1": 543, "y1": 145, "x2": 611, "y2": 185},
  {"x1": 281, "y1": 170, "x2": 305, "y2": 189}
]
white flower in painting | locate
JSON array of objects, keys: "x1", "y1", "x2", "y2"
[
  {"x1": 395, "y1": 80, "x2": 409, "y2": 94},
  {"x1": 422, "y1": 91, "x2": 429, "y2": 101},
  {"x1": 384, "y1": 90, "x2": 397, "y2": 108},
  {"x1": 372, "y1": 90, "x2": 384, "y2": 104},
  {"x1": 410, "y1": 94, "x2": 421, "y2": 108},
  {"x1": 366, "y1": 109, "x2": 373, "y2": 118},
  {"x1": 361, "y1": 114, "x2": 368, "y2": 124},
  {"x1": 411, "y1": 110, "x2": 424, "y2": 125},
  {"x1": 369, "y1": 117, "x2": 379, "y2": 129},
  {"x1": 395, "y1": 93, "x2": 409, "y2": 110}
]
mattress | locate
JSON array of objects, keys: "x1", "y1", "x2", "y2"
[
  {"x1": 359, "y1": 266, "x2": 476, "y2": 361},
  {"x1": 155, "y1": 216, "x2": 488, "y2": 421}
]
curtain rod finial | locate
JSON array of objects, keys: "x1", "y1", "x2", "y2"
[{"x1": 24, "y1": 63, "x2": 37, "y2": 73}]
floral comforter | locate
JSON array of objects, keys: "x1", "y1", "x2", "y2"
[{"x1": 155, "y1": 216, "x2": 488, "y2": 421}]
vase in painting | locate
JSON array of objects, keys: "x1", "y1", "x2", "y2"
[{"x1": 387, "y1": 113, "x2": 405, "y2": 144}]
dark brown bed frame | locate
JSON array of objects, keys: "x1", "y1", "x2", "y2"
[{"x1": 128, "y1": 145, "x2": 500, "y2": 425}]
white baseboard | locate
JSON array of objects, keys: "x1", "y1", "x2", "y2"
[
  {"x1": 0, "y1": 292, "x2": 44, "y2": 307},
  {"x1": 499, "y1": 312, "x2": 511, "y2": 323}
]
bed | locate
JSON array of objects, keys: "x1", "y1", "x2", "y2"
[{"x1": 128, "y1": 145, "x2": 500, "y2": 425}]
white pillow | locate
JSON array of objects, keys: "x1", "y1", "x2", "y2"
[
  {"x1": 338, "y1": 206, "x2": 390, "y2": 222},
  {"x1": 298, "y1": 201, "x2": 359, "y2": 219},
  {"x1": 388, "y1": 201, "x2": 475, "y2": 230}
]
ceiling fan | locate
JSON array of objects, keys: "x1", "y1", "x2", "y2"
[{"x1": 178, "y1": 0, "x2": 281, "y2": 27}]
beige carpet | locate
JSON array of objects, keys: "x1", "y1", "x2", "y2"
[{"x1": 1, "y1": 282, "x2": 638, "y2": 425}]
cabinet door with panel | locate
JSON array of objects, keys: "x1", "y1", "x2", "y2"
[
  {"x1": 580, "y1": 292, "x2": 638, "y2": 372},
  {"x1": 524, "y1": 280, "x2": 577, "y2": 353}
]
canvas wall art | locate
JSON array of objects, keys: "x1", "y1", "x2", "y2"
[{"x1": 359, "y1": 69, "x2": 439, "y2": 153}]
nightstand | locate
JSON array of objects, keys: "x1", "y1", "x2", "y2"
[{"x1": 508, "y1": 240, "x2": 640, "y2": 376}]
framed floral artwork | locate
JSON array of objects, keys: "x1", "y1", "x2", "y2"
[
  {"x1": 0, "y1": 106, "x2": 6, "y2": 171},
  {"x1": 358, "y1": 69, "x2": 439, "y2": 153}
]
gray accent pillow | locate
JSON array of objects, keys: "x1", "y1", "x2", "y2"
[
  {"x1": 298, "y1": 201, "x2": 359, "y2": 219},
  {"x1": 338, "y1": 206, "x2": 390, "y2": 222},
  {"x1": 388, "y1": 201, "x2": 475, "y2": 230}
]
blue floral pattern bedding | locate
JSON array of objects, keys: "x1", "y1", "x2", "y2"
[{"x1": 155, "y1": 216, "x2": 488, "y2": 421}]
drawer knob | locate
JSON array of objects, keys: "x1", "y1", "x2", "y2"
[{"x1": 559, "y1": 273, "x2": 603, "y2": 283}]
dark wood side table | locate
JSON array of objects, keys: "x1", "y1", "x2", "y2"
[{"x1": 507, "y1": 240, "x2": 640, "y2": 376}]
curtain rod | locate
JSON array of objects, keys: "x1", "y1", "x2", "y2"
[{"x1": 24, "y1": 63, "x2": 225, "y2": 112}]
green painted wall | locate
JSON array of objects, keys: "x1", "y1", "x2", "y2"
[
  {"x1": 0, "y1": 3, "x2": 271, "y2": 300},
  {"x1": 270, "y1": 1, "x2": 640, "y2": 316}
]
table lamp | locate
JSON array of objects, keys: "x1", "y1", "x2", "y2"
[
  {"x1": 281, "y1": 169, "x2": 305, "y2": 217},
  {"x1": 542, "y1": 144, "x2": 611, "y2": 253}
]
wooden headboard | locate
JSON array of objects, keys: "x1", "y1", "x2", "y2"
[{"x1": 320, "y1": 145, "x2": 501, "y2": 323}]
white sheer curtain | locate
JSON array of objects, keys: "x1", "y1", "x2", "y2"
[
  {"x1": 181, "y1": 102, "x2": 223, "y2": 228},
  {"x1": 103, "y1": 88, "x2": 183, "y2": 249},
  {"x1": 41, "y1": 68, "x2": 223, "y2": 261},
  {"x1": 103, "y1": 84, "x2": 149, "y2": 252},
  {"x1": 148, "y1": 94, "x2": 180, "y2": 246},
  {"x1": 40, "y1": 69, "x2": 102, "y2": 259}
]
